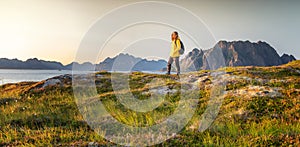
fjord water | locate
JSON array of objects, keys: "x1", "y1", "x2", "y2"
[
  {"x1": 0, "y1": 69, "x2": 166, "y2": 85},
  {"x1": 0, "y1": 69, "x2": 94, "y2": 85}
]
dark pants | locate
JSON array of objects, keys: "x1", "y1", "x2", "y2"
[{"x1": 167, "y1": 57, "x2": 180, "y2": 74}]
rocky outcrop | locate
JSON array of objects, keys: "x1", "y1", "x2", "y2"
[
  {"x1": 181, "y1": 41, "x2": 296, "y2": 71},
  {"x1": 218, "y1": 41, "x2": 284, "y2": 67},
  {"x1": 280, "y1": 54, "x2": 296, "y2": 64},
  {"x1": 42, "y1": 79, "x2": 62, "y2": 88},
  {"x1": 180, "y1": 48, "x2": 204, "y2": 71}
]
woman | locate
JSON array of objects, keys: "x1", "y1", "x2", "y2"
[{"x1": 167, "y1": 31, "x2": 181, "y2": 75}]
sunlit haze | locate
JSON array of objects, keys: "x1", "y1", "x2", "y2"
[{"x1": 0, "y1": 0, "x2": 299, "y2": 64}]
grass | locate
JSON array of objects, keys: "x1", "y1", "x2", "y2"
[{"x1": 0, "y1": 60, "x2": 299, "y2": 146}]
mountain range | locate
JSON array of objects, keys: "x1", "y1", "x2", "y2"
[
  {"x1": 95, "y1": 53, "x2": 167, "y2": 71},
  {"x1": 0, "y1": 40, "x2": 296, "y2": 71},
  {"x1": 181, "y1": 40, "x2": 296, "y2": 71},
  {"x1": 0, "y1": 58, "x2": 65, "y2": 70},
  {"x1": 0, "y1": 54, "x2": 167, "y2": 71}
]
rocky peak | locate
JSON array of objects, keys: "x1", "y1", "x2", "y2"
[
  {"x1": 280, "y1": 54, "x2": 296, "y2": 64},
  {"x1": 214, "y1": 40, "x2": 292, "y2": 66},
  {"x1": 181, "y1": 48, "x2": 205, "y2": 71},
  {"x1": 181, "y1": 40, "x2": 296, "y2": 71}
]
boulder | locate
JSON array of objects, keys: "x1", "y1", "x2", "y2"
[{"x1": 42, "y1": 79, "x2": 62, "y2": 88}]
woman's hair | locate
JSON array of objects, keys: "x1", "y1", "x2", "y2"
[
  {"x1": 173, "y1": 31, "x2": 178, "y2": 36},
  {"x1": 172, "y1": 31, "x2": 179, "y2": 41}
]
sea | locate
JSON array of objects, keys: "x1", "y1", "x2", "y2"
[
  {"x1": 0, "y1": 69, "x2": 165, "y2": 85},
  {"x1": 0, "y1": 69, "x2": 93, "y2": 85}
]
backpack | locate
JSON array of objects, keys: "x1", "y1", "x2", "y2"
[{"x1": 175, "y1": 40, "x2": 185, "y2": 55}]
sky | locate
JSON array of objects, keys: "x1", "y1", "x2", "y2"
[{"x1": 0, "y1": 0, "x2": 299, "y2": 65}]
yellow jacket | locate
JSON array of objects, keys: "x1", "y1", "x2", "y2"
[{"x1": 170, "y1": 38, "x2": 181, "y2": 57}]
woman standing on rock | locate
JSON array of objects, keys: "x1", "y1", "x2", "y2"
[{"x1": 167, "y1": 31, "x2": 183, "y2": 76}]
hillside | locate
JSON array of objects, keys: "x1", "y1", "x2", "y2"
[{"x1": 0, "y1": 61, "x2": 299, "y2": 146}]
